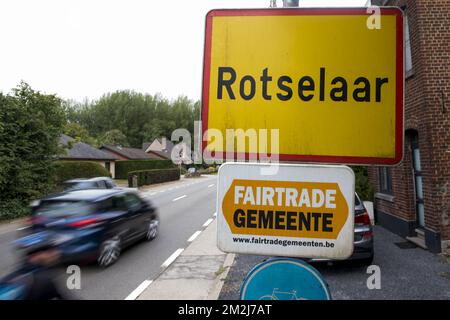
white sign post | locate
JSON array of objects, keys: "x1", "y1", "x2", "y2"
[{"x1": 217, "y1": 163, "x2": 355, "y2": 260}]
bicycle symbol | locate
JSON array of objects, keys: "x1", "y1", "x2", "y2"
[{"x1": 259, "y1": 288, "x2": 307, "y2": 300}]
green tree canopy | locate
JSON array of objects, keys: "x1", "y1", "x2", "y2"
[
  {"x1": 0, "y1": 82, "x2": 66, "y2": 219},
  {"x1": 99, "y1": 129, "x2": 129, "y2": 147},
  {"x1": 66, "y1": 91, "x2": 200, "y2": 148},
  {"x1": 63, "y1": 122, "x2": 97, "y2": 146}
]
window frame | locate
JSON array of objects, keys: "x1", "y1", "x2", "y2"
[{"x1": 379, "y1": 167, "x2": 393, "y2": 195}]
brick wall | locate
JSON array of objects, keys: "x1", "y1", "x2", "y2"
[{"x1": 369, "y1": 0, "x2": 450, "y2": 244}]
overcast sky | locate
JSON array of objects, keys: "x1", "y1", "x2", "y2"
[{"x1": 0, "y1": 0, "x2": 368, "y2": 102}]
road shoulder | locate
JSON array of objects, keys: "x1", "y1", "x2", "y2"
[{"x1": 137, "y1": 219, "x2": 234, "y2": 300}]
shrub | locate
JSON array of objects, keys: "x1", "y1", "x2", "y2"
[
  {"x1": 116, "y1": 160, "x2": 174, "y2": 179},
  {"x1": 54, "y1": 161, "x2": 110, "y2": 185},
  {"x1": 184, "y1": 171, "x2": 201, "y2": 178},
  {"x1": 0, "y1": 83, "x2": 66, "y2": 220},
  {"x1": 352, "y1": 166, "x2": 374, "y2": 201},
  {"x1": 128, "y1": 168, "x2": 180, "y2": 187},
  {"x1": 0, "y1": 199, "x2": 31, "y2": 221},
  {"x1": 198, "y1": 166, "x2": 218, "y2": 175}
]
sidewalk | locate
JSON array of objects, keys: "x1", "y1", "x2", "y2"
[
  {"x1": 0, "y1": 217, "x2": 28, "y2": 235},
  {"x1": 138, "y1": 219, "x2": 234, "y2": 300}
]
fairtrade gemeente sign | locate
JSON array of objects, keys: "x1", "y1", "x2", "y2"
[{"x1": 217, "y1": 163, "x2": 355, "y2": 259}]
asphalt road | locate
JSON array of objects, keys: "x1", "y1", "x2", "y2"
[
  {"x1": 0, "y1": 175, "x2": 218, "y2": 300},
  {"x1": 219, "y1": 225, "x2": 450, "y2": 300}
]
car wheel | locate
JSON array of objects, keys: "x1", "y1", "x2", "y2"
[
  {"x1": 98, "y1": 237, "x2": 121, "y2": 267},
  {"x1": 145, "y1": 219, "x2": 159, "y2": 241}
]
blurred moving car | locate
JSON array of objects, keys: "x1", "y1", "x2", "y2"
[
  {"x1": 62, "y1": 177, "x2": 117, "y2": 191},
  {"x1": 1, "y1": 231, "x2": 70, "y2": 300},
  {"x1": 310, "y1": 193, "x2": 374, "y2": 266},
  {"x1": 23, "y1": 189, "x2": 159, "y2": 267}
]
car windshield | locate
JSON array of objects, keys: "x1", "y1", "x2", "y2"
[
  {"x1": 35, "y1": 200, "x2": 95, "y2": 218},
  {"x1": 63, "y1": 181, "x2": 97, "y2": 191}
]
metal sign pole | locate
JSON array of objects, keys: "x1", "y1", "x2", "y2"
[{"x1": 282, "y1": 0, "x2": 299, "y2": 7}]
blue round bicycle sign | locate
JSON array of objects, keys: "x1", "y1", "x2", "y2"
[{"x1": 240, "y1": 258, "x2": 331, "y2": 300}]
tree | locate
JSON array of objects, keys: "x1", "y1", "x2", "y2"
[
  {"x1": 99, "y1": 129, "x2": 129, "y2": 147},
  {"x1": 63, "y1": 122, "x2": 97, "y2": 146},
  {"x1": 66, "y1": 91, "x2": 201, "y2": 149},
  {"x1": 0, "y1": 82, "x2": 66, "y2": 219}
]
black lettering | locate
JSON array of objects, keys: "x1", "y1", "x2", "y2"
[
  {"x1": 286, "y1": 212, "x2": 297, "y2": 230},
  {"x1": 233, "y1": 209, "x2": 246, "y2": 228},
  {"x1": 258, "y1": 210, "x2": 274, "y2": 229},
  {"x1": 260, "y1": 68, "x2": 272, "y2": 100},
  {"x1": 275, "y1": 211, "x2": 285, "y2": 230},
  {"x1": 298, "y1": 212, "x2": 310, "y2": 231},
  {"x1": 298, "y1": 76, "x2": 315, "y2": 101},
  {"x1": 240, "y1": 75, "x2": 256, "y2": 100},
  {"x1": 330, "y1": 76, "x2": 348, "y2": 102},
  {"x1": 322, "y1": 213, "x2": 333, "y2": 232},
  {"x1": 353, "y1": 77, "x2": 371, "y2": 102},
  {"x1": 277, "y1": 76, "x2": 293, "y2": 101},
  {"x1": 320, "y1": 67, "x2": 326, "y2": 101},
  {"x1": 247, "y1": 209, "x2": 257, "y2": 228},
  {"x1": 376, "y1": 77, "x2": 388, "y2": 102},
  {"x1": 311, "y1": 212, "x2": 321, "y2": 231},
  {"x1": 217, "y1": 67, "x2": 236, "y2": 99}
]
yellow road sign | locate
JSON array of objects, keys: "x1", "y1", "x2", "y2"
[{"x1": 202, "y1": 8, "x2": 404, "y2": 165}]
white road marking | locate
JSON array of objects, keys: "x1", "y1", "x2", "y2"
[
  {"x1": 124, "y1": 280, "x2": 153, "y2": 300},
  {"x1": 172, "y1": 195, "x2": 187, "y2": 202},
  {"x1": 208, "y1": 184, "x2": 215, "y2": 188},
  {"x1": 187, "y1": 231, "x2": 202, "y2": 242},
  {"x1": 213, "y1": 212, "x2": 217, "y2": 217},
  {"x1": 161, "y1": 249, "x2": 184, "y2": 268},
  {"x1": 203, "y1": 218, "x2": 213, "y2": 227}
]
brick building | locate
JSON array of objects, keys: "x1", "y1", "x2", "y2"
[{"x1": 369, "y1": 0, "x2": 449, "y2": 253}]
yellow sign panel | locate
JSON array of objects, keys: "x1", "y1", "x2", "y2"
[
  {"x1": 222, "y1": 179, "x2": 349, "y2": 240},
  {"x1": 202, "y1": 8, "x2": 404, "y2": 165}
]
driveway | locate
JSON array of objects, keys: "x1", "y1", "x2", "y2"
[{"x1": 219, "y1": 225, "x2": 450, "y2": 300}]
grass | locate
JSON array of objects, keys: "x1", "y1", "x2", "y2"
[{"x1": 215, "y1": 265, "x2": 227, "y2": 277}]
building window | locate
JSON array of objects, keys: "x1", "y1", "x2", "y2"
[
  {"x1": 379, "y1": 167, "x2": 393, "y2": 195},
  {"x1": 404, "y1": 15, "x2": 413, "y2": 74}
]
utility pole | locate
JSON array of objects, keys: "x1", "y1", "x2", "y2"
[
  {"x1": 282, "y1": 0, "x2": 299, "y2": 7},
  {"x1": 270, "y1": 0, "x2": 299, "y2": 8}
]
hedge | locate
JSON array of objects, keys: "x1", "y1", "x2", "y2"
[
  {"x1": 54, "y1": 161, "x2": 110, "y2": 185},
  {"x1": 0, "y1": 199, "x2": 31, "y2": 221},
  {"x1": 128, "y1": 168, "x2": 180, "y2": 187},
  {"x1": 115, "y1": 160, "x2": 174, "y2": 179}
]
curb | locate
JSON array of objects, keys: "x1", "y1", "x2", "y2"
[
  {"x1": 126, "y1": 212, "x2": 234, "y2": 300},
  {"x1": 207, "y1": 253, "x2": 235, "y2": 300}
]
